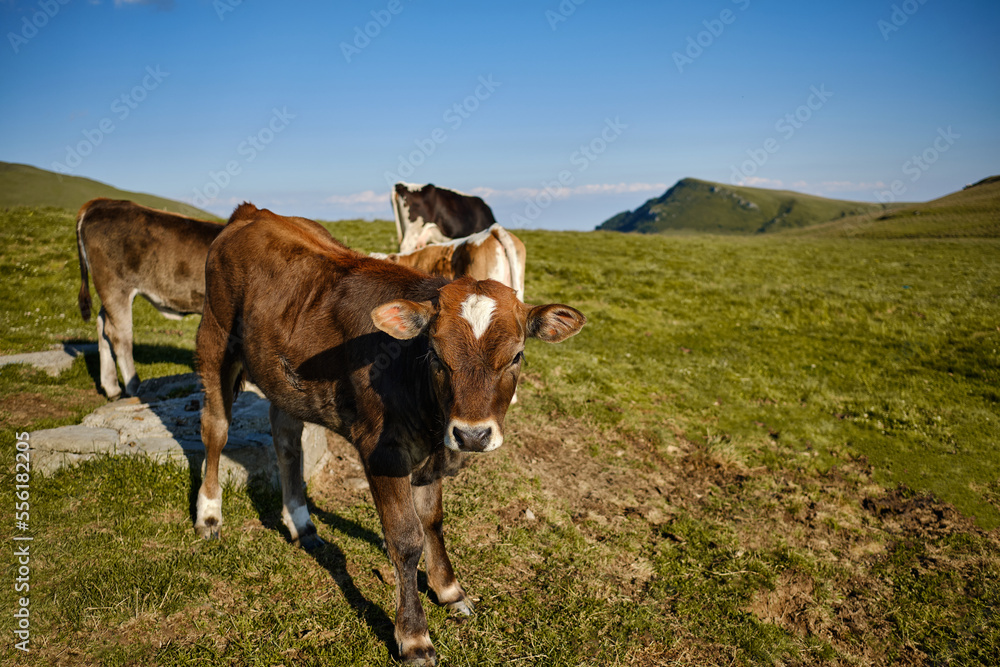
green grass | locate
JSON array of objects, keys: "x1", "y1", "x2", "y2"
[
  {"x1": 518, "y1": 229, "x2": 1000, "y2": 527},
  {"x1": 792, "y1": 175, "x2": 1000, "y2": 239},
  {"x1": 2, "y1": 206, "x2": 999, "y2": 665},
  {"x1": 0, "y1": 161, "x2": 216, "y2": 219},
  {"x1": 598, "y1": 177, "x2": 903, "y2": 234}
]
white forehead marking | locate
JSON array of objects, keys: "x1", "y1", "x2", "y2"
[{"x1": 460, "y1": 294, "x2": 496, "y2": 340}]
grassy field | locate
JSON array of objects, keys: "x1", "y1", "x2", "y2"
[{"x1": 2, "y1": 206, "x2": 999, "y2": 665}]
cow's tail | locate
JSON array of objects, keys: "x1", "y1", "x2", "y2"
[
  {"x1": 491, "y1": 224, "x2": 524, "y2": 302},
  {"x1": 76, "y1": 202, "x2": 93, "y2": 321}
]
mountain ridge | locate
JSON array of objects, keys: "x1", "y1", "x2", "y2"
[{"x1": 598, "y1": 177, "x2": 907, "y2": 234}]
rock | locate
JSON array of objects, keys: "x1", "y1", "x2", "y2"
[
  {"x1": 30, "y1": 373, "x2": 334, "y2": 487},
  {"x1": 30, "y1": 425, "x2": 120, "y2": 474},
  {"x1": 0, "y1": 343, "x2": 97, "y2": 376},
  {"x1": 344, "y1": 477, "x2": 370, "y2": 491}
]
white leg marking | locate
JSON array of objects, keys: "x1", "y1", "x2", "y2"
[
  {"x1": 196, "y1": 490, "x2": 222, "y2": 526},
  {"x1": 116, "y1": 289, "x2": 140, "y2": 396},
  {"x1": 96, "y1": 311, "x2": 120, "y2": 397},
  {"x1": 282, "y1": 503, "x2": 312, "y2": 538},
  {"x1": 438, "y1": 581, "x2": 472, "y2": 616},
  {"x1": 396, "y1": 631, "x2": 435, "y2": 660},
  {"x1": 460, "y1": 294, "x2": 496, "y2": 340}
]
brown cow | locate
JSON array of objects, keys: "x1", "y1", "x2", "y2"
[
  {"x1": 195, "y1": 203, "x2": 585, "y2": 665},
  {"x1": 372, "y1": 223, "x2": 526, "y2": 302},
  {"x1": 76, "y1": 198, "x2": 222, "y2": 398}
]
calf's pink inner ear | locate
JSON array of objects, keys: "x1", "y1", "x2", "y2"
[
  {"x1": 527, "y1": 304, "x2": 587, "y2": 343},
  {"x1": 372, "y1": 300, "x2": 433, "y2": 340}
]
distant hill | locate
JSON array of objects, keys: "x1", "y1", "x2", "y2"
[
  {"x1": 789, "y1": 176, "x2": 1000, "y2": 239},
  {"x1": 597, "y1": 177, "x2": 904, "y2": 234},
  {"x1": 0, "y1": 162, "x2": 216, "y2": 219}
]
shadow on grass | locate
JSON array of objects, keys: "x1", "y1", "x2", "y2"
[
  {"x1": 79, "y1": 342, "x2": 196, "y2": 396},
  {"x1": 243, "y1": 481, "x2": 401, "y2": 658}
]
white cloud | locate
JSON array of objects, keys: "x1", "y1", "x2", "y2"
[
  {"x1": 324, "y1": 190, "x2": 385, "y2": 206},
  {"x1": 323, "y1": 189, "x2": 388, "y2": 214},
  {"x1": 734, "y1": 178, "x2": 889, "y2": 197},
  {"x1": 469, "y1": 182, "x2": 669, "y2": 201},
  {"x1": 813, "y1": 180, "x2": 887, "y2": 193},
  {"x1": 113, "y1": 0, "x2": 174, "y2": 8},
  {"x1": 738, "y1": 176, "x2": 785, "y2": 188}
]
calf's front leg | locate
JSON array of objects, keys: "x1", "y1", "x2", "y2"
[
  {"x1": 412, "y1": 478, "x2": 472, "y2": 615},
  {"x1": 369, "y1": 471, "x2": 437, "y2": 666}
]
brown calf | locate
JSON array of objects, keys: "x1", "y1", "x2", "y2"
[
  {"x1": 195, "y1": 203, "x2": 585, "y2": 665},
  {"x1": 374, "y1": 224, "x2": 528, "y2": 404},
  {"x1": 76, "y1": 198, "x2": 222, "y2": 398},
  {"x1": 373, "y1": 223, "x2": 526, "y2": 302}
]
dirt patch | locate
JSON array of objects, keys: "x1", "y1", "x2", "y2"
[
  {"x1": 862, "y1": 487, "x2": 977, "y2": 537},
  {"x1": 748, "y1": 570, "x2": 821, "y2": 636},
  {"x1": 0, "y1": 389, "x2": 102, "y2": 429}
]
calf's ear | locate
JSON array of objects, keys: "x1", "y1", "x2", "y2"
[
  {"x1": 527, "y1": 304, "x2": 586, "y2": 343},
  {"x1": 372, "y1": 300, "x2": 434, "y2": 340}
]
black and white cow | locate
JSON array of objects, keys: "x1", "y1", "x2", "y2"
[{"x1": 391, "y1": 182, "x2": 497, "y2": 253}]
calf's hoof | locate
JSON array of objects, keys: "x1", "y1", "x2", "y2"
[
  {"x1": 296, "y1": 533, "x2": 325, "y2": 552},
  {"x1": 194, "y1": 520, "x2": 221, "y2": 540},
  {"x1": 446, "y1": 597, "x2": 474, "y2": 616},
  {"x1": 401, "y1": 647, "x2": 436, "y2": 666},
  {"x1": 435, "y1": 583, "x2": 474, "y2": 616},
  {"x1": 123, "y1": 376, "x2": 141, "y2": 397},
  {"x1": 398, "y1": 635, "x2": 436, "y2": 666}
]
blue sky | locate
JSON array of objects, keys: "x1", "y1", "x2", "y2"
[{"x1": 2, "y1": 0, "x2": 998, "y2": 230}]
